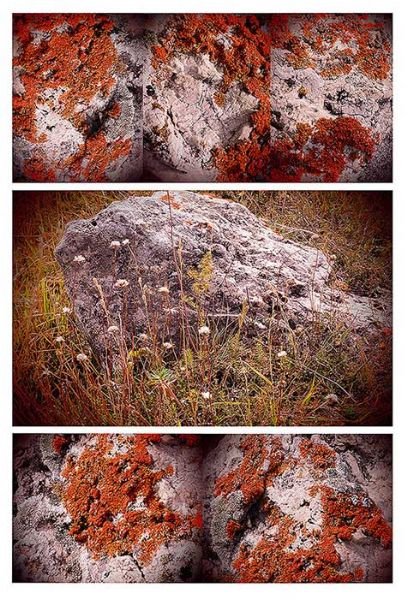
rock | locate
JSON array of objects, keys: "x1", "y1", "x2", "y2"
[
  {"x1": 13, "y1": 434, "x2": 392, "y2": 582},
  {"x1": 13, "y1": 434, "x2": 203, "y2": 583},
  {"x1": 55, "y1": 191, "x2": 390, "y2": 361},
  {"x1": 202, "y1": 434, "x2": 392, "y2": 582},
  {"x1": 270, "y1": 14, "x2": 392, "y2": 182},
  {"x1": 13, "y1": 14, "x2": 144, "y2": 182}
]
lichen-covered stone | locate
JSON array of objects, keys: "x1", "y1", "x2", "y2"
[
  {"x1": 13, "y1": 434, "x2": 203, "y2": 582},
  {"x1": 13, "y1": 14, "x2": 144, "y2": 182},
  {"x1": 270, "y1": 14, "x2": 392, "y2": 182},
  {"x1": 55, "y1": 191, "x2": 390, "y2": 361},
  {"x1": 203, "y1": 434, "x2": 392, "y2": 582}
]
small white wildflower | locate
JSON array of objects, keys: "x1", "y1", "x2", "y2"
[
  {"x1": 107, "y1": 325, "x2": 119, "y2": 334},
  {"x1": 73, "y1": 255, "x2": 86, "y2": 263},
  {"x1": 122, "y1": 239, "x2": 130, "y2": 246},
  {"x1": 114, "y1": 279, "x2": 129, "y2": 288},
  {"x1": 55, "y1": 336, "x2": 64, "y2": 343},
  {"x1": 165, "y1": 307, "x2": 178, "y2": 315},
  {"x1": 254, "y1": 321, "x2": 267, "y2": 331},
  {"x1": 201, "y1": 391, "x2": 212, "y2": 400},
  {"x1": 162, "y1": 342, "x2": 174, "y2": 350},
  {"x1": 62, "y1": 306, "x2": 71, "y2": 314},
  {"x1": 198, "y1": 325, "x2": 210, "y2": 336},
  {"x1": 277, "y1": 350, "x2": 287, "y2": 358},
  {"x1": 158, "y1": 285, "x2": 170, "y2": 294},
  {"x1": 110, "y1": 240, "x2": 121, "y2": 249},
  {"x1": 180, "y1": 366, "x2": 186, "y2": 372},
  {"x1": 138, "y1": 333, "x2": 149, "y2": 342},
  {"x1": 76, "y1": 353, "x2": 88, "y2": 362},
  {"x1": 325, "y1": 393, "x2": 339, "y2": 403}
]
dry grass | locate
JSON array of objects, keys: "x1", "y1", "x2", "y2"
[{"x1": 13, "y1": 190, "x2": 392, "y2": 426}]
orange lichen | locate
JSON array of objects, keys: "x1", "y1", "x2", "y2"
[
  {"x1": 312, "y1": 485, "x2": 392, "y2": 548},
  {"x1": 179, "y1": 434, "x2": 201, "y2": 447},
  {"x1": 158, "y1": 192, "x2": 181, "y2": 210},
  {"x1": 214, "y1": 436, "x2": 269, "y2": 503},
  {"x1": 299, "y1": 439, "x2": 337, "y2": 471},
  {"x1": 151, "y1": 14, "x2": 271, "y2": 182},
  {"x1": 226, "y1": 519, "x2": 242, "y2": 539},
  {"x1": 271, "y1": 116, "x2": 376, "y2": 182},
  {"x1": 272, "y1": 14, "x2": 391, "y2": 81},
  {"x1": 13, "y1": 14, "x2": 133, "y2": 181},
  {"x1": 230, "y1": 480, "x2": 390, "y2": 583},
  {"x1": 61, "y1": 434, "x2": 199, "y2": 564},
  {"x1": 52, "y1": 434, "x2": 70, "y2": 455},
  {"x1": 212, "y1": 436, "x2": 392, "y2": 582}
]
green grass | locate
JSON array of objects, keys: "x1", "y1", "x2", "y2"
[{"x1": 13, "y1": 190, "x2": 392, "y2": 426}]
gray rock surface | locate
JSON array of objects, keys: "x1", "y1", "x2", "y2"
[
  {"x1": 13, "y1": 434, "x2": 202, "y2": 583},
  {"x1": 202, "y1": 434, "x2": 392, "y2": 582},
  {"x1": 55, "y1": 191, "x2": 390, "y2": 361}
]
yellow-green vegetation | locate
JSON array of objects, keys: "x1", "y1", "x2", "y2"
[{"x1": 13, "y1": 190, "x2": 392, "y2": 426}]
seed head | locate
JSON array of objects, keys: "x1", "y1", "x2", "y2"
[
  {"x1": 76, "y1": 353, "x2": 88, "y2": 362},
  {"x1": 198, "y1": 325, "x2": 210, "y2": 336},
  {"x1": 110, "y1": 240, "x2": 121, "y2": 249},
  {"x1": 73, "y1": 255, "x2": 86, "y2": 263},
  {"x1": 115, "y1": 279, "x2": 129, "y2": 288}
]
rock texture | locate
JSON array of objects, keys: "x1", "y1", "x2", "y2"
[
  {"x1": 55, "y1": 191, "x2": 390, "y2": 361},
  {"x1": 271, "y1": 14, "x2": 392, "y2": 182},
  {"x1": 13, "y1": 434, "x2": 392, "y2": 582},
  {"x1": 203, "y1": 434, "x2": 392, "y2": 582},
  {"x1": 13, "y1": 434, "x2": 203, "y2": 582},
  {"x1": 13, "y1": 14, "x2": 392, "y2": 182},
  {"x1": 13, "y1": 14, "x2": 144, "y2": 182}
]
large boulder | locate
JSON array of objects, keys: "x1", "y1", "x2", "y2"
[{"x1": 55, "y1": 191, "x2": 389, "y2": 361}]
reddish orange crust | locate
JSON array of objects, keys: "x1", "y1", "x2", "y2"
[
  {"x1": 271, "y1": 116, "x2": 376, "y2": 182},
  {"x1": 299, "y1": 439, "x2": 337, "y2": 471},
  {"x1": 52, "y1": 434, "x2": 70, "y2": 455},
  {"x1": 151, "y1": 14, "x2": 271, "y2": 182},
  {"x1": 179, "y1": 434, "x2": 201, "y2": 447},
  {"x1": 271, "y1": 14, "x2": 391, "y2": 81},
  {"x1": 213, "y1": 436, "x2": 391, "y2": 583},
  {"x1": 61, "y1": 434, "x2": 200, "y2": 564}
]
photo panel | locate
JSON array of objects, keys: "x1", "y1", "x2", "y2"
[
  {"x1": 13, "y1": 190, "x2": 392, "y2": 426},
  {"x1": 13, "y1": 433, "x2": 392, "y2": 583},
  {"x1": 12, "y1": 13, "x2": 392, "y2": 182}
]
